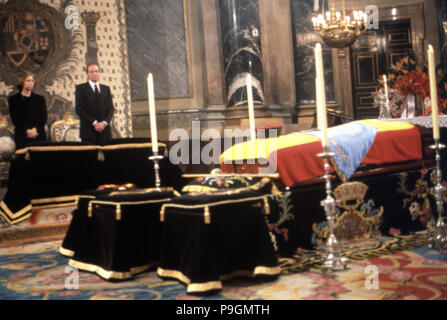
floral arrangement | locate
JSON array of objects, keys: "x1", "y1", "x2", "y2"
[{"x1": 378, "y1": 54, "x2": 447, "y2": 116}]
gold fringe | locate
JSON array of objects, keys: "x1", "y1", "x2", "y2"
[
  {"x1": 263, "y1": 196, "x2": 270, "y2": 214},
  {"x1": 58, "y1": 246, "x2": 75, "y2": 257},
  {"x1": 187, "y1": 281, "x2": 222, "y2": 293},
  {"x1": 161, "y1": 195, "x2": 268, "y2": 212},
  {"x1": 219, "y1": 265, "x2": 281, "y2": 281},
  {"x1": 25, "y1": 150, "x2": 30, "y2": 161},
  {"x1": 204, "y1": 206, "x2": 210, "y2": 224},
  {"x1": 0, "y1": 202, "x2": 32, "y2": 225},
  {"x1": 68, "y1": 259, "x2": 157, "y2": 280},
  {"x1": 116, "y1": 204, "x2": 121, "y2": 221},
  {"x1": 157, "y1": 265, "x2": 280, "y2": 293},
  {"x1": 15, "y1": 143, "x2": 166, "y2": 155},
  {"x1": 160, "y1": 205, "x2": 165, "y2": 222},
  {"x1": 88, "y1": 198, "x2": 172, "y2": 208},
  {"x1": 157, "y1": 267, "x2": 191, "y2": 284},
  {"x1": 88, "y1": 202, "x2": 92, "y2": 218},
  {"x1": 31, "y1": 195, "x2": 78, "y2": 205},
  {"x1": 173, "y1": 190, "x2": 181, "y2": 197},
  {"x1": 97, "y1": 150, "x2": 105, "y2": 162},
  {"x1": 108, "y1": 187, "x2": 179, "y2": 196}
]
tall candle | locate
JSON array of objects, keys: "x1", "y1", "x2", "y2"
[
  {"x1": 314, "y1": 43, "x2": 328, "y2": 148},
  {"x1": 315, "y1": 78, "x2": 322, "y2": 130},
  {"x1": 246, "y1": 74, "x2": 256, "y2": 141},
  {"x1": 383, "y1": 75, "x2": 389, "y2": 104},
  {"x1": 428, "y1": 45, "x2": 440, "y2": 140},
  {"x1": 147, "y1": 73, "x2": 158, "y2": 153}
]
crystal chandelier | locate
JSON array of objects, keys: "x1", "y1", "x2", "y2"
[{"x1": 312, "y1": 1, "x2": 367, "y2": 48}]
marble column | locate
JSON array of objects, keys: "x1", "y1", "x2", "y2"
[
  {"x1": 218, "y1": 0, "x2": 269, "y2": 119},
  {"x1": 81, "y1": 11, "x2": 100, "y2": 65}
]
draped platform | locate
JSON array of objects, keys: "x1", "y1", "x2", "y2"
[
  {"x1": 157, "y1": 190, "x2": 280, "y2": 294},
  {"x1": 0, "y1": 139, "x2": 187, "y2": 225},
  {"x1": 219, "y1": 122, "x2": 447, "y2": 256},
  {"x1": 266, "y1": 167, "x2": 439, "y2": 255},
  {"x1": 61, "y1": 187, "x2": 179, "y2": 281}
]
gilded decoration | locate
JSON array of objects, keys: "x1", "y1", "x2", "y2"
[
  {"x1": 312, "y1": 181, "x2": 384, "y2": 247},
  {"x1": 266, "y1": 191, "x2": 294, "y2": 245},
  {"x1": 397, "y1": 170, "x2": 447, "y2": 227}
]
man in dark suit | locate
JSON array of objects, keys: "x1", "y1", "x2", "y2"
[{"x1": 75, "y1": 63, "x2": 114, "y2": 144}]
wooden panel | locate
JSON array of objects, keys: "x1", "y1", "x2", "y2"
[
  {"x1": 354, "y1": 92, "x2": 375, "y2": 107},
  {"x1": 387, "y1": 28, "x2": 411, "y2": 45},
  {"x1": 389, "y1": 49, "x2": 412, "y2": 65},
  {"x1": 351, "y1": 19, "x2": 412, "y2": 119},
  {"x1": 355, "y1": 54, "x2": 378, "y2": 86},
  {"x1": 352, "y1": 31, "x2": 378, "y2": 49}
]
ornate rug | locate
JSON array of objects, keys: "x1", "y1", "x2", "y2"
[
  {"x1": 0, "y1": 233, "x2": 446, "y2": 300},
  {"x1": 280, "y1": 231, "x2": 430, "y2": 275},
  {"x1": 0, "y1": 206, "x2": 73, "y2": 248}
]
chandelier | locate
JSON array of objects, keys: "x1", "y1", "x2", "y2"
[{"x1": 312, "y1": 2, "x2": 367, "y2": 48}]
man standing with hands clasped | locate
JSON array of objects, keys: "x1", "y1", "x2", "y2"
[{"x1": 75, "y1": 63, "x2": 114, "y2": 144}]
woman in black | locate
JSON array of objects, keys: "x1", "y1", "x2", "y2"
[{"x1": 8, "y1": 73, "x2": 48, "y2": 149}]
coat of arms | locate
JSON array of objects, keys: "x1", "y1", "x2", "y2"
[{"x1": 1, "y1": 12, "x2": 50, "y2": 68}]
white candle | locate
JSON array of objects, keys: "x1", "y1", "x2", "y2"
[
  {"x1": 335, "y1": 11, "x2": 341, "y2": 21},
  {"x1": 314, "y1": 43, "x2": 328, "y2": 148},
  {"x1": 428, "y1": 45, "x2": 440, "y2": 140},
  {"x1": 147, "y1": 73, "x2": 159, "y2": 153},
  {"x1": 246, "y1": 74, "x2": 256, "y2": 141},
  {"x1": 383, "y1": 74, "x2": 389, "y2": 103},
  {"x1": 315, "y1": 78, "x2": 322, "y2": 130}
]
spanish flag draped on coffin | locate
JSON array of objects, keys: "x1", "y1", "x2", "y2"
[{"x1": 220, "y1": 120, "x2": 423, "y2": 187}]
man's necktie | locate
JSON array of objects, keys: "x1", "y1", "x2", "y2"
[{"x1": 94, "y1": 84, "x2": 99, "y2": 103}]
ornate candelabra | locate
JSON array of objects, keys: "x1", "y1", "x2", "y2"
[
  {"x1": 428, "y1": 141, "x2": 447, "y2": 251},
  {"x1": 148, "y1": 151, "x2": 164, "y2": 191},
  {"x1": 376, "y1": 94, "x2": 391, "y2": 119},
  {"x1": 312, "y1": 5, "x2": 366, "y2": 49},
  {"x1": 317, "y1": 148, "x2": 348, "y2": 270}
]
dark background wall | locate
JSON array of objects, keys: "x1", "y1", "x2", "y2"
[{"x1": 125, "y1": 0, "x2": 190, "y2": 101}]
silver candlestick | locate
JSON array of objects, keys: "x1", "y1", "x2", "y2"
[
  {"x1": 428, "y1": 141, "x2": 447, "y2": 251},
  {"x1": 376, "y1": 92, "x2": 392, "y2": 119},
  {"x1": 317, "y1": 148, "x2": 348, "y2": 271},
  {"x1": 149, "y1": 151, "x2": 164, "y2": 191}
]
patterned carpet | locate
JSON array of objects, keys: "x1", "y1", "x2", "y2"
[
  {"x1": 1, "y1": 236, "x2": 446, "y2": 300},
  {"x1": 0, "y1": 207, "x2": 72, "y2": 248}
]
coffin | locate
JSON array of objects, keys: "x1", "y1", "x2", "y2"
[
  {"x1": 220, "y1": 120, "x2": 435, "y2": 188},
  {"x1": 219, "y1": 120, "x2": 441, "y2": 254}
]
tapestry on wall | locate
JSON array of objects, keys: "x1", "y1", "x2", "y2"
[
  {"x1": 0, "y1": 0, "x2": 132, "y2": 140},
  {"x1": 0, "y1": 0, "x2": 82, "y2": 129}
]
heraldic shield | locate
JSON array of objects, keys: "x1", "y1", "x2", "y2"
[
  {"x1": 1, "y1": 12, "x2": 50, "y2": 67},
  {"x1": 0, "y1": 0, "x2": 74, "y2": 91}
]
